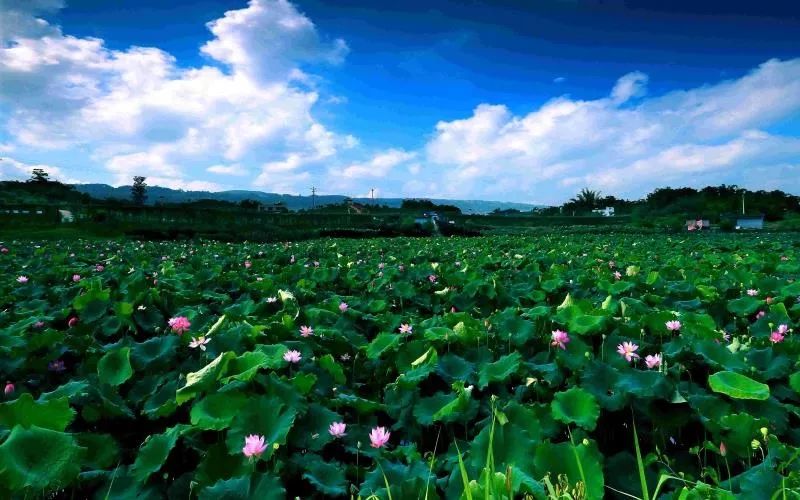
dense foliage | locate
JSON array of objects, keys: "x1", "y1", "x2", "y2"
[{"x1": 1, "y1": 233, "x2": 800, "y2": 498}]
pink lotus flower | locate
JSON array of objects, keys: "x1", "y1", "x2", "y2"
[
  {"x1": 189, "y1": 336, "x2": 211, "y2": 351},
  {"x1": 777, "y1": 324, "x2": 789, "y2": 335},
  {"x1": 617, "y1": 341, "x2": 640, "y2": 362},
  {"x1": 398, "y1": 323, "x2": 413, "y2": 335},
  {"x1": 242, "y1": 434, "x2": 268, "y2": 458},
  {"x1": 378, "y1": 262, "x2": 385, "y2": 269},
  {"x1": 339, "y1": 302, "x2": 349, "y2": 313},
  {"x1": 756, "y1": 311, "x2": 766, "y2": 319},
  {"x1": 328, "y1": 422, "x2": 347, "y2": 438},
  {"x1": 766, "y1": 296, "x2": 774, "y2": 304},
  {"x1": 33, "y1": 321, "x2": 45, "y2": 329},
  {"x1": 16, "y1": 276, "x2": 28, "y2": 284},
  {"x1": 613, "y1": 271, "x2": 622, "y2": 280},
  {"x1": 283, "y1": 350, "x2": 302, "y2": 363},
  {"x1": 645, "y1": 353, "x2": 662, "y2": 369},
  {"x1": 168, "y1": 316, "x2": 191, "y2": 335},
  {"x1": 72, "y1": 274, "x2": 81, "y2": 282},
  {"x1": 4, "y1": 382, "x2": 14, "y2": 396},
  {"x1": 299, "y1": 325, "x2": 314, "y2": 337},
  {"x1": 747, "y1": 289, "x2": 758, "y2": 296},
  {"x1": 665, "y1": 320, "x2": 681, "y2": 331},
  {"x1": 369, "y1": 426, "x2": 391, "y2": 448},
  {"x1": 0, "y1": 247, "x2": 8, "y2": 254},
  {"x1": 48, "y1": 359, "x2": 65, "y2": 372},
  {"x1": 95, "y1": 264, "x2": 105, "y2": 272},
  {"x1": 428, "y1": 274, "x2": 438, "y2": 283},
  {"x1": 720, "y1": 442, "x2": 727, "y2": 457},
  {"x1": 551, "y1": 329, "x2": 570, "y2": 350},
  {"x1": 244, "y1": 260, "x2": 252, "y2": 268},
  {"x1": 770, "y1": 331, "x2": 785, "y2": 343}
]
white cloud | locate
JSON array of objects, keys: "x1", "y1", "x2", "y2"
[
  {"x1": 425, "y1": 58, "x2": 800, "y2": 203},
  {"x1": 201, "y1": 0, "x2": 348, "y2": 83},
  {"x1": 339, "y1": 149, "x2": 416, "y2": 179},
  {"x1": 207, "y1": 164, "x2": 248, "y2": 176},
  {"x1": 611, "y1": 71, "x2": 648, "y2": 104},
  {"x1": 0, "y1": 156, "x2": 79, "y2": 183},
  {"x1": 0, "y1": 0, "x2": 351, "y2": 189}
]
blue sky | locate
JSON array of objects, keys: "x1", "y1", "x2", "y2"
[{"x1": 1, "y1": 0, "x2": 799, "y2": 204}]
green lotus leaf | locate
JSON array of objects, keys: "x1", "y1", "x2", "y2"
[
  {"x1": 708, "y1": 371, "x2": 769, "y2": 400},
  {"x1": 0, "y1": 425, "x2": 84, "y2": 492},
  {"x1": 0, "y1": 393, "x2": 75, "y2": 431},
  {"x1": 551, "y1": 387, "x2": 600, "y2": 431},
  {"x1": 727, "y1": 296, "x2": 761, "y2": 316},
  {"x1": 97, "y1": 347, "x2": 133, "y2": 387},
  {"x1": 478, "y1": 352, "x2": 522, "y2": 388},
  {"x1": 366, "y1": 332, "x2": 401, "y2": 359},
  {"x1": 131, "y1": 425, "x2": 184, "y2": 483}
]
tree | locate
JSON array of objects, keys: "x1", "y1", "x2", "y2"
[
  {"x1": 567, "y1": 188, "x2": 602, "y2": 211},
  {"x1": 28, "y1": 168, "x2": 50, "y2": 184},
  {"x1": 131, "y1": 176, "x2": 147, "y2": 205},
  {"x1": 239, "y1": 199, "x2": 264, "y2": 211}
]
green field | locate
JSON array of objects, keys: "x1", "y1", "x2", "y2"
[{"x1": 1, "y1": 233, "x2": 799, "y2": 498}]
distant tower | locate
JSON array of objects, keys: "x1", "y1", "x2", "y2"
[{"x1": 311, "y1": 186, "x2": 317, "y2": 209}]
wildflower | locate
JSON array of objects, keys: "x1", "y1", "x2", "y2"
[
  {"x1": 299, "y1": 325, "x2": 314, "y2": 337},
  {"x1": 398, "y1": 323, "x2": 413, "y2": 335},
  {"x1": 378, "y1": 262, "x2": 385, "y2": 269},
  {"x1": 16, "y1": 276, "x2": 28, "y2": 283},
  {"x1": 777, "y1": 324, "x2": 789, "y2": 335},
  {"x1": 747, "y1": 289, "x2": 758, "y2": 296},
  {"x1": 266, "y1": 296, "x2": 277, "y2": 303},
  {"x1": 67, "y1": 317, "x2": 78, "y2": 328},
  {"x1": 617, "y1": 341, "x2": 640, "y2": 362},
  {"x1": 33, "y1": 321, "x2": 45, "y2": 329},
  {"x1": 328, "y1": 422, "x2": 347, "y2": 438},
  {"x1": 95, "y1": 264, "x2": 104, "y2": 272},
  {"x1": 455, "y1": 261, "x2": 461, "y2": 267},
  {"x1": 608, "y1": 260, "x2": 616, "y2": 268},
  {"x1": 244, "y1": 260, "x2": 252, "y2": 268},
  {"x1": 283, "y1": 350, "x2": 302, "y2": 363},
  {"x1": 721, "y1": 331, "x2": 731, "y2": 342},
  {"x1": 551, "y1": 329, "x2": 570, "y2": 350},
  {"x1": 290, "y1": 255, "x2": 296, "y2": 263},
  {"x1": 770, "y1": 331, "x2": 785, "y2": 343},
  {"x1": 0, "y1": 247, "x2": 7, "y2": 254},
  {"x1": 242, "y1": 434, "x2": 268, "y2": 458},
  {"x1": 168, "y1": 316, "x2": 191, "y2": 335},
  {"x1": 665, "y1": 320, "x2": 681, "y2": 331},
  {"x1": 756, "y1": 311, "x2": 766, "y2": 319},
  {"x1": 189, "y1": 336, "x2": 211, "y2": 351},
  {"x1": 4, "y1": 382, "x2": 14, "y2": 396},
  {"x1": 645, "y1": 353, "x2": 662, "y2": 369},
  {"x1": 339, "y1": 302, "x2": 349, "y2": 313},
  {"x1": 369, "y1": 426, "x2": 391, "y2": 448},
  {"x1": 72, "y1": 274, "x2": 81, "y2": 282},
  {"x1": 613, "y1": 271, "x2": 622, "y2": 280},
  {"x1": 398, "y1": 265, "x2": 404, "y2": 271},
  {"x1": 428, "y1": 274, "x2": 438, "y2": 283}
]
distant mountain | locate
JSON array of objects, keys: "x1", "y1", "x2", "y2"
[{"x1": 73, "y1": 184, "x2": 542, "y2": 214}]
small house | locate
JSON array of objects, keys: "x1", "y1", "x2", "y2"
[
  {"x1": 592, "y1": 207, "x2": 615, "y2": 217},
  {"x1": 736, "y1": 214, "x2": 764, "y2": 230}
]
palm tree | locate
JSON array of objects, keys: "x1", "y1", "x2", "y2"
[{"x1": 569, "y1": 188, "x2": 602, "y2": 209}]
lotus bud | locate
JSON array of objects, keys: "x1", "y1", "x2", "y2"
[
  {"x1": 751, "y1": 439, "x2": 761, "y2": 450},
  {"x1": 760, "y1": 427, "x2": 768, "y2": 439},
  {"x1": 582, "y1": 438, "x2": 589, "y2": 446}
]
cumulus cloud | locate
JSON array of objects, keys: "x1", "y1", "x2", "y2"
[
  {"x1": 0, "y1": 0, "x2": 349, "y2": 190},
  {"x1": 425, "y1": 58, "x2": 800, "y2": 203}
]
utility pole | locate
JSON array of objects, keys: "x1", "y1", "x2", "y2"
[
  {"x1": 741, "y1": 192, "x2": 745, "y2": 215},
  {"x1": 311, "y1": 186, "x2": 316, "y2": 209},
  {"x1": 370, "y1": 188, "x2": 375, "y2": 203}
]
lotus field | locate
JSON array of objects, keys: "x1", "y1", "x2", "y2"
[{"x1": 2, "y1": 234, "x2": 800, "y2": 498}]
